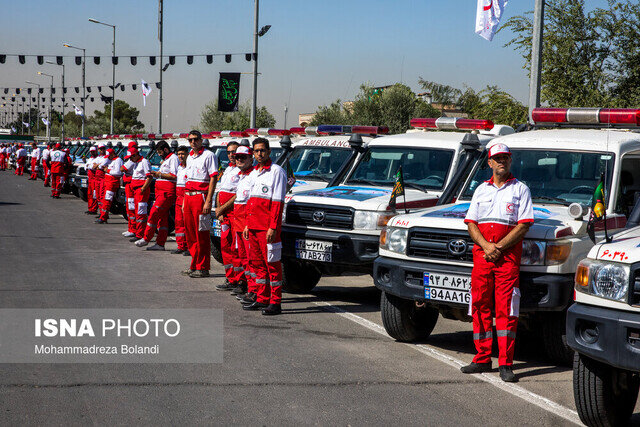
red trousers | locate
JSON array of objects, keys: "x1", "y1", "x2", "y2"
[
  {"x1": 30, "y1": 158, "x2": 38, "y2": 179},
  {"x1": 43, "y1": 162, "x2": 50, "y2": 185},
  {"x1": 235, "y1": 230, "x2": 252, "y2": 290},
  {"x1": 248, "y1": 229, "x2": 283, "y2": 305},
  {"x1": 87, "y1": 176, "x2": 98, "y2": 212},
  {"x1": 99, "y1": 177, "x2": 120, "y2": 221},
  {"x1": 183, "y1": 192, "x2": 211, "y2": 271},
  {"x1": 0, "y1": 155, "x2": 6, "y2": 170},
  {"x1": 143, "y1": 190, "x2": 176, "y2": 246},
  {"x1": 94, "y1": 177, "x2": 104, "y2": 211},
  {"x1": 175, "y1": 188, "x2": 187, "y2": 251},
  {"x1": 133, "y1": 186, "x2": 151, "y2": 239},
  {"x1": 220, "y1": 216, "x2": 243, "y2": 283},
  {"x1": 51, "y1": 173, "x2": 63, "y2": 197},
  {"x1": 125, "y1": 183, "x2": 136, "y2": 233},
  {"x1": 15, "y1": 158, "x2": 25, "y2": 175},
  {"x1": 470, "y1": 249, "x2": 520, "y2": 366}
]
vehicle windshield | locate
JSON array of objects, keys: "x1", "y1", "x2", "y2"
[
  {"x1": 288, "y1": 146, "x2": 352, "y2": 182},
  {"x1": 346, "y1": 146, "x2": 455, "y2": 191},
  {"x1": 148, "y1": 151, "x2": 162, "y2": 166},
  {"x1": 460, "y1": 149, "x2": 615, "y2": 205}
]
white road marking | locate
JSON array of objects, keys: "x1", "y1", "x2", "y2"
[{"x1": 313, "y1": 300, "x2": 582, "y2": 426}]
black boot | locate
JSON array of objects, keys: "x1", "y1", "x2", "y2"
[
  {"x1": 460, "y1": 362, "x2": 492, "y2": 374},
  {"x1": 261, "y1": 304, "x2": 281, "y2": 316},
  {"x1": 499, "y1": 366, "x2": 517, "y2": 382},
  {"x1": 242, "y1": 301, "x2": 268, "y2": 311},
  {"x1": 215, "y1": 280, "x2": 236, "y2": 291}
]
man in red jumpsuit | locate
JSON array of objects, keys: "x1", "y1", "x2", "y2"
[
  {"x1": 96, "y1": 148, "x2": 122, "y2": 224},
  {"x1": 41, "y1": 143, "x2": 52, "y2": 185},
  {"x1": 121, "y1": 141, "x2": 138, "y2": 238},
  {"x1": 128, "y1": 148, "x2": 153, "y2": 242},
  {"x1": 214, "y1": 141, "x2": 243, "y2": 290},
  {"x1": 92, "y1": 143, "x2": 109, "y2": 216},
  {"x1": 0, "y1": 144, "x2": 6, "y2": 170},
  {"x1": 137, "y1": 141, "x2": 179, "y2": 250},
  {"x1": 28, "y1": 142, "x2": 41, "y2": 180},
  {"x1": 48, "y1": 143, "x2": 67, "y2": 198},
  {"x1": 242, "y1": 138, "x2": 287, "y2": 315},
  {"x1": 461, "y1": 143, "x2": 533, "y2": 382},
  {"x1": 85, "y1": 146, "x2": 99, "y2": 215},
  {"x1": 183, "y1": 130, "x2": 218, "y2": 278},
  {"x1": 14, "y1": 144, "x2": 27, "y2": 175},
  {"x1": 172, "y1": 146, "x2": 190, "y2": 255}
]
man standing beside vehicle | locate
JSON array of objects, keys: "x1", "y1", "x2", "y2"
[
  {"x1": 41, "y1": 143, "x2": 51, "y2": 185},
  {"x1": 128, "y1": 147, "x2": 153, "y2": 242},
  {"x1": 48, "y1": 143, "x2": 67, "y2": 198},
  {"x1": 14, "y1": 144, "x2": 27, "y2": 176},
  {"x1": 85, "y1": 146, "x2": 99, "y2": 215},
  {"x1": 96, "y1": 148, "x2": 123, "y2": 224},
  {"x1": 92, "y1": 143, "x2": 109, "y2": 215},
  {"x1": 137, "y1": 140, "x2": 179, "y2": 250},
  {"x1": 461, "y1": 143, "x2": 533, "y2": 383},
  {"x1": 28, "y1": 142, "x2": 41, "y2": 180},
  {"x1": 242, "y1": 138, "x2": 287, "y2": 315},
  {"x1": 121, "y1": 141, "x2": 139, "y2": 238},
  {"x1": 172, "y1": 145, "x2": 189, "y2": 255},
  {"x1": 183, "y1": 130, "x2": 218, "y2": 278}
]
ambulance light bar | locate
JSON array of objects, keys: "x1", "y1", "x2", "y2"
[
  {"x1": 208, "y1": 131, "x2": 222, "y2": 137},
  {"x1": 161, "y1": 133, "x2": 173, "y2": 139},
  {"x1": 289, "y1": 127, "x2": 306, "y2": 135},
  {"x1": 312, "y1": 125, "x2": 389, "y2": 135},
  {"x1": 245, "y1": 128, "x2": 291, "y2": 136},
  {"x1": 531, "y1": 108, "x2": 640, "y2": 126},
  {"x1": 221, "y1": 130, "x2": 248, "y2": 138},
  {"x1": 410, "y1": 118, "x2": 494, "y2": 131}
]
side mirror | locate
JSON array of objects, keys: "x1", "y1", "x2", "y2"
[
  {"x1": 279, "y1": 135, "x2": 292, "y2": 150},
  {"x1": 149, "y1": 140, "x2": 156, "y2": 150},
  {"x1": 202, "y1": 139, "x2": 210, "y2": 148}
]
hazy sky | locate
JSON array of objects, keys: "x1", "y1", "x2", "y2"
[{"x1": 0, "y1": 0, "x2": 611, "y2": 133}]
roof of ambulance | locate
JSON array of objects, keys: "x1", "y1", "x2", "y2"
[
  {"x1": 495, "y1": 128, "x2": 640, "y2": 152},
  {"x1": 367, "y1": 130, "x2": 497, "y2": 148}
]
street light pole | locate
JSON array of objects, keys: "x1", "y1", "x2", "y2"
[
  {"x1": 158, "y1": 0, "x2": 163, "y2": 134},
  {"x1": 89, "y1": 18, "x2": 116, "y2": 134},
  {"x1": 251, "y1": 0, "x2": 260, "y2": 128},
  {"x1": 63, "y1": 44, "x2": 86, "y2": 137},
  {"x1": 528, "y1": 0, "x2": 545, "y2": 124},
  {"x1": 46, "y1": 61, "x2": 65, "y2": 142},
  {"x1": 38, "y1": 71, "x2": 54, "y2": 142},
  {"x1": 26, "y1": 81, "x2": 41, "y2": 135}
]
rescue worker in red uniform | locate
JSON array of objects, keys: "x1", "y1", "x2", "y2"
[
  {"x1": 183, "y1": 130, "x2": 218, "y2": 278},
  {"x1": 85, "y1": 146, "x2": 99, "y2": 214},
  {"x1": 137, "y1": 141, "x2": 179, "y2": 250},
  {"x1": 14, "y1": 144, "x2": 27, "y2": 175},
  {"x1": 214, "y1": 141, "x2": 244, "y2": 290},
  {"x1": 230, "y1": 146, "x2": 255, "y2": 299},
  {"x1": 242, "y1": 138, "x2": 287, "y2": 315},
  {"x1": 41, "y1": 143, "x2": 52, "y2": 185},
  {"x1": 172, "y1": 146, "x2": 190, "y2": 255},
  {"x1": 129, "y1": 148, "x2": 153, "y2": 242},
  {"x1": 62, "y1": 147, "x2": 73, "y2": 192},
  {"x1": 92, "y1": 143, "x2": 109, "y2": 216},
  {"x1": 121, "y1": 141, "x2": 139, "y2": 238},
  {"x1": 96, "y1": 148, "x2": 123, "y2": 224},
  {"x1": 0, "y1": 144, "x2": 6, "y2": 170},
  {"x1": 29, "y1": 142, "x2": 41, "y2": 180},
  {"x1": 48, "y1": 143, "x2": 67, "y2": 198},
  {"x1": 461, "y1": 143, "x2": 534, "y2": 383}
]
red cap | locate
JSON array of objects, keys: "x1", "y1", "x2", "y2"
[
  {"x1": 488, "y1": 143, "x2": 511, "y2": 158},
  {"x1": 54, "y1": 143, "x2": 62, "y2": 149},
  {"x1": 106, "y1": 148, "x2": 115, "y2": 156},
  {"x1": 126, "y1": 147, "x2": 139, "y2": 159},
  {"x1": 128, "y1": 141, "x2": 138, "y2": 149},
  {"x1": 235, "y1": 145, "x2": 252, "y2": 156}
]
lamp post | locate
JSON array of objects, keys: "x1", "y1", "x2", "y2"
[
  {"x1": 38, "y1": 71, "x2": 54, "y2": 142},
  {"x1": 89, "y1": 18, "x2": 116, "y2": 134},
  {"x1": 63, "y1": 43, "x2": 86, "y2": 137},
  {"x1": 46, "y1": 61, "x2": 65, "y2": 142},
  {"x1": 158, "y1": 0, "x2": 163, "y2": 134},
  {"x1": 25, "y1": 81, "x2": 40, "y2": 135},
  {"x1": 250, "y1": 0, "x2": 271, "y2": 128}
]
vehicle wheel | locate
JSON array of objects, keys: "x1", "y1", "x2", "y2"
[
  {"x1": 542, "y1": 312, "x2": 574, "y2": 366},
  {"x1": 210, "y1": 239, "x2": 223, "y2": 264},
  {"x1": 380, "y1": 292, "x2": 439, "y2": 342},
  {"x1": 573, "y1": 352, "x2": 639, "y2": 427},
  {"x1": 282, "y1": 259, "x2": 321, "y2": 293}
]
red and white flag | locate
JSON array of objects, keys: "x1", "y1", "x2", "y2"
[
  {"x1": 141, "y1": 79, "x2": 152, "y2": 106},
  {"x1": 475, "y1": 0, "x2": 508, "y2": 41}
]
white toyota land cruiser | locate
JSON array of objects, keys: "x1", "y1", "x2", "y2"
[{"x1": 374, "y1": 108, "x2": 640, "y2": 363}]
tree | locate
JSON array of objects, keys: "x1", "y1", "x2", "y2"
[
  {"x1": 199, "y1": 100, "x2": 275, "y2": 132},
  {"x1": 308, "y1": 100, "x2": 352, "y2": 126},
  {"x1": 460, "y1": 86, "x2": 528, "y2": 128},
  {"x1": 502, "y1": 0, "x2": 640, "y2": 108},
  {"x1": 418, "y1": 79, "x2": 462, "y2": 113},
  {"x1": 90, "y1": 99, "x2": 145, "y2": 134}
]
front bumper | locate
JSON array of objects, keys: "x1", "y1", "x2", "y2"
[
  {"x1": 73, "y1": 175, "x2": 88, "y2": 189},
  {"x1": 282, "y1": 226, "x2": 380, "y2": 269},
  {"x1": 373, "y1": 256, "x2": 573, "y2": 312},
  {"x1": 567, "y1": 303, "x2": 640, "y2": 372}
]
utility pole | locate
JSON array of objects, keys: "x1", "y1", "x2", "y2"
[
  {"x1": 158, "y1": 0, "x2": 163, "y2": 134},
  {"x1": 528, "y1": 0, "x2": 545, "y2": 124},
  {"x1": 251, "y1": 0, "x2": 260, "y2": 128}
]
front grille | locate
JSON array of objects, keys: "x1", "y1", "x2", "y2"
[
  {"x1": 286, "y1": 203, "x2": 354, "y2": 230},
  {"x1": 408, "y1": 227, "x2": 474, "y2": 262},
  {"x1": 631, "y1": 267, "x2": 640, "y2": 306}
]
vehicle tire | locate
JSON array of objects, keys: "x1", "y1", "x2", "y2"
[
  {"x1": 210, "y1": 238, "x2": 223, "y2": 264},
  {"x1": 380, "y1": 292, "x2": 439, "y2": 342},
  {"x1": 282, "y1": 259, "x2": 321, "y2": 293},
  {"x1": 573, "y1": 352, "x2": 639, "y2": 427},
  {"x1": 542, "y1": 312, "x2": 574, "y2": 366}
]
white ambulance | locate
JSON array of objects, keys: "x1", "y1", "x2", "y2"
[
  {"x1": 374, "y1": 108, "x2": 640, "y2": 364},
  {"x1": 282, "y1": 118, "x2": 514, "y2": 292}
]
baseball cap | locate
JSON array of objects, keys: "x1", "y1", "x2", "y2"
[
  {"x1": 488, "y1": 143, "x2": 511, "y2": 158},
  {"x1": 89, "y1": 146, "x2": 97, "y2": 152},
  {"x1": 54, "y1": 143, "x2": 62, "y2": 149},
  {"x1": 125, "y1": 147, "x2": 139, "y2": 159},
  {"x1": 235, "y1": 145, "x2": 252, "y2": 156},
  {"x1": 128, "y1": 141, "x2": 138, "y2": 149},
  {"x1": 106, "y1": 148, "x2": 115, "y2": 156},
  {"x1": 97, "y1": 142, "x2": 107, "y2": 148}
]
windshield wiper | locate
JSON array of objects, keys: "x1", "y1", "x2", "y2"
[
  {"x1": 404, "y1": 182, "x2": 428, "y2": 192},
  {"x1": 348, "y1": 178, "x2": 387, "y2": 186},
  {"x1": 532, "y1": 196, "x2": 570, "y2": 206}
]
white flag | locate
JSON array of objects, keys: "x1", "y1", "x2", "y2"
[
  {"x1": 22, "y1": 121, "x2": 30, "y2": 128},
  {"x1": 11, "y1": 126, "x2": 16, "y2": 133},
  {"x1": 141, "y1": 79, "x2": 152, "y2": 106},
  {"x1": 42, "y1": 117, "x2": 50, "y2": 126},
  {"x1": 475, "y1": 0, "x2": 508, "y2": 41},
  {"x1": 73, "y1": 104, "x2": 84, "y2": 117}
]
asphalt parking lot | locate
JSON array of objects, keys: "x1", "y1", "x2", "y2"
[{"x1": 1, "y1": 172, "x2": 638, "y2": 425}]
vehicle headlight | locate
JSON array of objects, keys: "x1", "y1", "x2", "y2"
[
  {"x1": 353, "y1": 210, "x2": 394, "y2": 230},
  {"x1": 575, "y1": 259, "x2": 629, "y2": 302},
  {"x1": 380, "y1": 227, "x2": 407, "y2": 253},
  {"x1": 521, "y1": 240, "x2": 546, "y2": 265}
]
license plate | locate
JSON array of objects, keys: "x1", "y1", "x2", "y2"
[
  {"x1": 295, "y1": 239, "x2": 332, "y2": 262},
  {"x1": 423, "y1": 272, "x2": 471, "y2": 304}
]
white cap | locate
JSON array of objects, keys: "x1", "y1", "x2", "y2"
[
  {"x1": 89, "y1": 146, "x2": 97, "y2": 152},
  {"x1": 97, "y1": 142, "x2": 107, "y2": 148},
  {"x1": 488, "y1": 143, "x2": 511, "y2": 158},
  {"x1": 236, "y1": 145, "x2": 251, "y2": 155}
]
